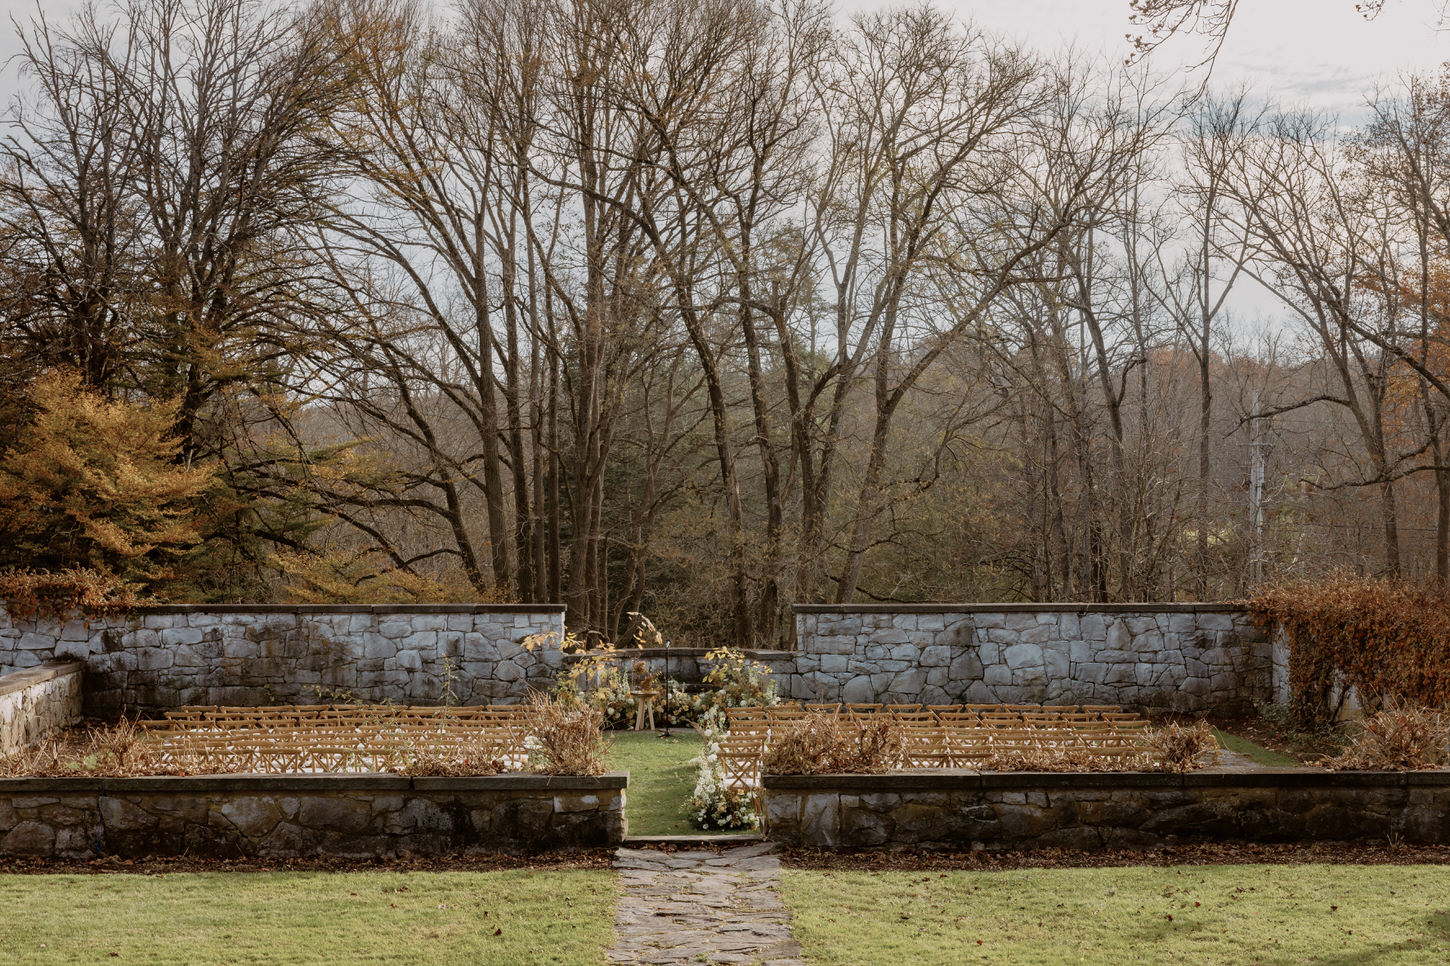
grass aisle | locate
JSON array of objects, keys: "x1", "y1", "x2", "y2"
[
  {"x1": 781, "y1": 864, "x2": 1450, "y2": 965},
  {"x1": 0, "y1": 869, "x2": 617, "y2": 966},
  {"x1": 605, "y1": 730, "x2": 704, "y2": 836},
  {"x1": 1212, "y1": 729, "x2": 1302, "y2": 768}
]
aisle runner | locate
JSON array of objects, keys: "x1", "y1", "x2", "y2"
[{"x1": 609, "y1": 842, "x2": 806, "y2": 965}]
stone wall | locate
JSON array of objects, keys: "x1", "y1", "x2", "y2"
[
  {"x1": 0, "y1": 601, "x2": 1270, "y2": 717},
  {"x1": 0, "y1": 662, "x2": 82, "y2": 755},
  {"x1": 0, "y1": 772, "x2": 626, "y2": 857},
  {"x1": 762, "y1": 770, "x2": 1450, "y2": 849},
  {"x1": 785, "y1": 604, "x2": 1269, "y2": 713},
  {"x1": 0, "y1": 605, "x2": 566, "y2": 716}
]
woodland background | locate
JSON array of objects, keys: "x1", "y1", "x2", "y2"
[{"x1": 2, "y1": 0, "x2": 1449, "y2": 648}]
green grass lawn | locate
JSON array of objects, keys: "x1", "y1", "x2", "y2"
[
  {"x1": 605, "y1": 729, "x2": 705, "y2": 835},
  {"x1": 1213, "y1": 728, "x2": 1302, "y2": 767},
  {"x1": 782, "y1": 864, "x2": 1450, "y2": 965},
  {"x1": 0, "y1": 869, "x2": 616, "y2": 965}
]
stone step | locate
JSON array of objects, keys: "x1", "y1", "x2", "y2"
[{"x1": 622, "y1": 832, "x2": 765, "y2": 847}]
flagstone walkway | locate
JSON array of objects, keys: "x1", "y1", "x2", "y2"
[{"x1": 609, "y1": 842, "x2": 807, "y2": 966}]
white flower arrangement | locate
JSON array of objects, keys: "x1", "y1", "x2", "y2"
[{"x1": 687, "y1": 707, "x2": 758, "y2": 830}]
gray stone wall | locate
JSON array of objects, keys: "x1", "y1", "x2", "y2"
[
  {"x1": 0, "y1": 605, "x2": 566, "y2": 716},
  {"x1": 762, "y1": 770, "x2": 1450, "y2": 849},
  {"x1": 0, "y1": 773, "x2": 626, "y2": 857},
  {"x1": 0, "y1": 662, "x2": 82, "y2": 755},
  {"x1": 785, "y1": 604, "x2": 1270, "y2": 713}
]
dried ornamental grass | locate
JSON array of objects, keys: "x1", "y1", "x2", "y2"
[
  {"x1": 761, "y1": 716, "x2": 905, "y2": 775},
  {"x1": 0, "y1": 717, "x2": 166, "y2": 777},
  {"x1": 1327, "y1": 703, "x2": 1450, "y2": 771},
  {"x1": 1142, "y1": 720, "x2": 1220, "y2": 773},
  {"x1": 976, "y1": 748, "x2": 1155, "y2": 772},
  {"x1": 525, "y1": 694, "x2": 610, "y2": 776},
  {"x1": 385, "y1": 732, "x2": 512, "y2": 777}
]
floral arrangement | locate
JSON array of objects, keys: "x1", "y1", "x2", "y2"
[
  {"x1": 687, "y1": 707, "x2": 758, "y2": 830},
  {"x1": 695, "y1": 646, "x2": 780, "y2": 716},
  {"x1": 522, "y1": 626, "x2": 781, "y2": 732}
]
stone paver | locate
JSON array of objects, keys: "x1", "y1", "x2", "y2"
[{"x1": 609, "y1": 843, "x2": 806, "y2": 966}]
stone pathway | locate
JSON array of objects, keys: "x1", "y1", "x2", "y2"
[{"x1": 610, "y1": 842, "x2": 806, "y2": 965}]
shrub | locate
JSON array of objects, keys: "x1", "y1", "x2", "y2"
[
  {"x1": 1327, "y1": 702, "x2": 1450, "y2": 771},
  {"x1": 525, "y1": 694, "x2": 610, "y2": 776},
  {"x1": 761, "y1": 716, "x2": 905, "y2": 775},
  {"x1": 1249, "y1": 575, "x2": 1450, "y2": 723}
]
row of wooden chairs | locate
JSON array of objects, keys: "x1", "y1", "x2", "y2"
[
  {"x1": 715, "y1": 703, "x2": 1153, "y2": 789},
  {"x1": 143, "y1": 705, "x2": 533, "y2": 773}
]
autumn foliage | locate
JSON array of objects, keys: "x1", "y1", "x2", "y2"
[
  {"x1": 1248, "y1": 576, "x2": 1450, "y2": 723},
  {"x1": 0, "y1": 371, "x2": 213, "y2": 587}
]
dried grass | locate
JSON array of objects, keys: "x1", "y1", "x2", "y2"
[
  {"x1": 1327, "y1": 702, "x2": 1450, "y2": 771},
  {"x1": 762, "y1": 716, "x2": 905, "y2": 775},
  {"x1": 525, "y1": 694, "x2": 611, "y2": 776},
  {"x1": 1142, "y1": 720, "x2": 1220, "y2": 773},
  {"x1": 0, "y1": 717, "x2": 166, "y2": 777},
  {"x1": 976, "y1": 748, "x2": 1155, "y2": 772},
  {"x1": 384, "y1": 733, "x2": 512, "y2": 777}
]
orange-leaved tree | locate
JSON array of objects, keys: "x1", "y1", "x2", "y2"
[{"x1": 0, "y1": 371, "x2": 214, "y2": 587}]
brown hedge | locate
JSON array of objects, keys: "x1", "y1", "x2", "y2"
[{"x1": 1248, "y1": 576, "x2": 1450, "y2": 723}]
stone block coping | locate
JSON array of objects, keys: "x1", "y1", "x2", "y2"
[
  {"x1": 792, "y1": 602, "x2": 1251, "y2": 615},
  {"x1": 562, "y1": 647, "x2": 795, "y2": 661},
  {"x1": 0, "y1": 772, "x2": 628, "y2": 794},
  {"x1": 760, "y1": 769, "x2": 1450, "y2": 791},
  {"x1": 0, "y1": 660, "x2": 83, "y2": 699},
  {"x1": 114, "y1": 603, "x2": 567, "y2": 615}
]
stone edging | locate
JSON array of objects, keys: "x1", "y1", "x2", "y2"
[
  {"x1": 0, "y1": 772, "x2": 628, "y2": 793},
  {"x1": 792, "y1": 602, "x2": 1250, "y2": 615},
  {"x1": 761, "y1": 769, "x2": 1450, "y2": 791},
  {"x1": 0, "y1": 660, "x2": 82, "y2": 699},
  {"x1": 119, "y1": 603, "x2": 567, "y2": 615}
]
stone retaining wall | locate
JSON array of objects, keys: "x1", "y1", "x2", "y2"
[
  {"x1": 0, "y1": 772, "x2": 626, "y2": 857},
  {"x1": 0, "y1": 602, "x2": 1268, "y2": 717},
  {"x1": 0, "y1": 662, "x2": 82, "y2": 755},
  {"x1": 761, "y1": 770, "x2": 1450, "y2": 849},
  {"x1": 785, "y1": 604, "x2": 1269, "y2": 713},
  {"x1": 0, "y1": 605, "x2": 566, "y2": 716}
]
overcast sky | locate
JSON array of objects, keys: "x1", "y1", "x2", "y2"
[
  {"x1": 0, "y1": 0, "x2": 1444, "y2": 327},
  {"x1": 944, "y1": 0, "x2": 1449, "y2": 118},
  {"x1": 1, "y1": 0, "x2": 1445, "y2": 113}
]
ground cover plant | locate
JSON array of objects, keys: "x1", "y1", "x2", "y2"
[
  {"x1": 604, "y1": 730, "x2": 704, "y2": 836},
  {"x1": 781, "y1": 864, "x2": 1450, "y2": 965},
  {"x1": 0, "y1": 869, "x2": 617, "y2": 965}
]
